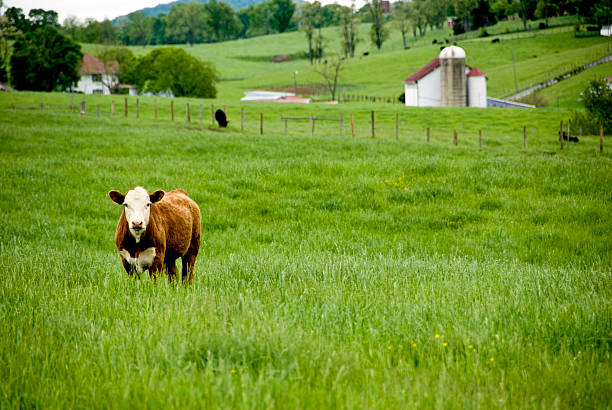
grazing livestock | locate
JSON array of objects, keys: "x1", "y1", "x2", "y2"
[
  {"x1": 108, "y1": 187, "x2": 201, "y2": 283},
  {"x1": 215, "y1": 109, "x2": 228, "y2": 127},
  {"x1": 491, "y1": 38, "x2": 500, "y2": 43},
  {"x1": 559, "y1": 131, "x2": 579, "y2": 142}
]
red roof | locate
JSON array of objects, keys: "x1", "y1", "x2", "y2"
[
  {"x1": 404, "y1": 58, "x2": 440, "y2": 83},
  {"x1": 467, "y1": 66, "x2": 486, "y2": 77},
  {"x1": 79, "y1": 54, "x2": 118, "y2": 75}
]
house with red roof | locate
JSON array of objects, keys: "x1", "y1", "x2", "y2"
[
  {"x1": 403, "y1": 46, "x2": 487, "y2": 108},
  {"x1": 73, "y1": 54, "x2": 135, "y2": 95}
]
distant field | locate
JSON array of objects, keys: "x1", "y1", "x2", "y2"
[
  {"x1": 535, "y1": 60, "x2": 612, "y2": 109},
  {"x1": 80, "y1": 16, "x2": 610, "y2": 105},
  {"x1": 0, "y1": 91, "x2": 610, "y2": 408}
]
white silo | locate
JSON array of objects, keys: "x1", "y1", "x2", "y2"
[
  {"x1": 467, "y1": 67, "x2": 487, "y2": 108},
  {"x1": 439, "y1": 46, "x2": 466, "y2": 107}
]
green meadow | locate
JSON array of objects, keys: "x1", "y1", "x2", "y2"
[{"x1": 0, "y1": 90, "x2": 610, "y2": 408}]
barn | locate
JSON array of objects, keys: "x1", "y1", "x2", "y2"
[{"x1": 403, "y1": 46, "x2": 487, "y2": 108}]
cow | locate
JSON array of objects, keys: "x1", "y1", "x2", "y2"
[
  {"x1": 108, "y1": 187, "x2": 201, "y2": 284},
  {"x1": 215, "y1": 109, "x2": 228, "y2": 127}
]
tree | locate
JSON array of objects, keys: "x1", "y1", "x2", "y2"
[
  {"x1": 0, "y1": 1, "x2": 20, "y2": 82},
  {"x1": 204, "y1": 0, "x2": 242, "y2": 42},
  {"x1": 314, "y1": 58, "x2": 344, "y2": 101},
  {"x1": 393, "y1": 2, "x2": 410, "y2": 49},
  {"x1": 151, "y1": 14, "x2": 167, "y2": 45},
  {"x1": 98, "y1": 47, "x2": 135, "y2": 91},
  {"x1": 130, "y1": 47, "x2": 217, "y2": 98},
  {"x1": 5, "y1": 7, "x2": 30, "y2": 33},
  {"x1": 122, "y1": 12, "x2": 152, "y2": 46},
  {"x1": 270, "y1": 0, "x2": 295, "y2": 33},
  {"x1": 28, "y1": 8, "x2": 59, "y2": 29},
  {"x1": 583, "y1": 79, "x2": 612, "y2": 134},
  {"x1": 339, "y1": 3, "x2": 358, "y2": 58},
  {"x1": 368, "y1": 0, "x2": 388, "y2": 50},
  {"x1": 10, "y1": 26, "x2": 82, "y2": 91},
  {"x1": 166, "y1": 2, "x2": 205, "y2": 45},
  {"x1": 300, "y1": 1, "x2": 321, "y2": 64}
]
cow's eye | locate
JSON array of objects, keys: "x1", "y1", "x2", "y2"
[{"x1": 147, "y1": 203, "x2": 151, "y2": 207}]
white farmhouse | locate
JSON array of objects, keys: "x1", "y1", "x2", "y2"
[
  {"x1": 73, "y1": 54, "x2": 125, "y2": 95},
  {"x1": 403, "y1": 46, "x2": 487, "y2": 108}
]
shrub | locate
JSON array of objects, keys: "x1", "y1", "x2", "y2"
[
  {"x1": 582, "y1": 79, "x2": 612, "y2": 134},
  {"x1": 516, "y1": 92, "x2": 548, "y2": 107}
]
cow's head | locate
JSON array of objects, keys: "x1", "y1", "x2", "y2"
[{"x1": 109, "y1": 187, "x2": 165, "y2": 242}]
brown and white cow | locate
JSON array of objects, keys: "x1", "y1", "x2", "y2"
[{"x1": 108, "y1": 187, "x2": 201, "y2": 283}]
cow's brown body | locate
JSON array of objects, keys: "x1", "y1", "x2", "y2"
[{"x1": 113, "y1": 188, "x2": 201, "y2": 283}]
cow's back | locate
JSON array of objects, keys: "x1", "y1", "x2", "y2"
[{"x1": 153, "y1": 189, "x2": 201, "y2": 255}]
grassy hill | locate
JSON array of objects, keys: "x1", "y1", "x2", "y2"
[
  {"x1": 81, "y1": 15, "x2": 610, "y2": 105},
  {"x1": 0, "y1": 91, "x2": 610, "y2": 407}
]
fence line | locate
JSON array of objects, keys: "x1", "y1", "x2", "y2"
[{"x1": 7, "y1": 99, "x2": 605, "y2": 152}]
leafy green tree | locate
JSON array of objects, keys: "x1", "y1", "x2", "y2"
[
  {"x1": 151, "y1": 14, "x2": 167, "y2": 45},
  {"x1": 9, "y1": 26, "x2": 82, "y2": 91},
  {"x1": 583, "y1": 79, "x2": 612, "y2": 134},
  {"x1": 122, "y1": 12, "x2": 152, "y2": 46},
  {"x1": 166, "y1": 2, "x2": 205, "y2": 45},
  {"x1": 368, "y1": 0, "x2": 388, "y2": 50},
  {"x1": 269, "y1": 0, "x2": 295, "y2": 33},
  {"x1": 28, "y1": 8, "x2": 58, "y2": 29},
  {"x1": 339, "y1": 3, "x2": 358, "y2": 58},
  {"x1": 204, "y1": 0, "x2": 242, "y2": 42},
  {"x1": 98, "y1": 47, "x2": 135, "y2": 87},
  {"x1": 299, "y1": 1, "x2": 321, "y2": 64},
  {"x1": 5, "y1": 7, "x2": 30, "y2": 33},
  {"x1": 0, "y1": 1, "x2": 20, "y2": 82},
  {"x1": 131, "y1": 47, "x2": 217, "y2": 98}
]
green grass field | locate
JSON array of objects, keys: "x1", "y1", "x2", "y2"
[{"x1": 0, "y1": 92, "x2": 610, "y2": 408}]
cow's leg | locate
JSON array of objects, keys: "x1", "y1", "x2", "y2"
[
  {"x1": 182, "y1": 238, "x2": 200, "y2": 284},
  {"x1": 149, "y1": 255, "x2": 165, "y2": 282},
  {"x1": 121, "y1": 258, "x2": 135, "y2": 277},
  {"x1": 166, "y1": 258, "x2": 178, "y2": 283}
]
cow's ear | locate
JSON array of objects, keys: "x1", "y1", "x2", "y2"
[
  {"x1": 108, "y1": 190, "x2": 125, "y2": 205},
  {"x1": 150, "y1": 190, "x2": 165, "y2": 204}
]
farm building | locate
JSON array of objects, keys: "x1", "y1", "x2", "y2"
[
  {"x1": 73, "y1": 54, "x2": 137, "y2": 96},
  {"x1": 403, "y1": 46, "x2": 487, "y2": 108}
]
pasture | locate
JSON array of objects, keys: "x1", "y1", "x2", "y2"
[{"x1": 0, "y1": 92, "x2": 611, "y2": 408}]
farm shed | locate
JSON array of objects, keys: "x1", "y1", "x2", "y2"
[{"x1": 403, "y1": 46, "x2": 487, "y2": 108}]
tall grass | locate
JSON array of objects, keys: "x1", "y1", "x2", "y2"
[{"x1": 0, "y1": 94, "x2": 610, "y2": 408}]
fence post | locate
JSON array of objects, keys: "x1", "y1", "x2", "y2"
[
  {"x1": 111, "y1": 100, "x2": 115, "y2": 116},
  {"x1": 350, "y1": 113, "x2": 355, "y2": 137},
  {"x1": 39, "y1": 103, "x2": 43, "y2": 111},
  {"x1": 311, "y1": 117, "x2": 315, "y2": 137},
  {"x1": 427, "y1": 127, "x2": 430, "y2": 143},
  {"x1": 453, "y1": 130, "x2": 458, "y2": 146},
  {"x1": 601, "y1": 124, "x2": 604, "y2": 153},
  {"x1": 479, "y1": 129, "x2": 482, "y2": 148},
  {"x1": 395, "y1": 113, "x2": 399, "y2": 141},
  {"x1": 171, "y1": 100, "x2": 174, "y2": 121},
  {"x1": 241, "y1": 108, "x2": 244, "y2": 131},
  {"x1": 523, "y1": 126, "x2": 527, "y2": 149},
  {"x1": 186, "y1": 103, "x2": 190, "y2": 122},
  {"x1": 136, "y1": 98, "x2": 139, "y2": 119},
  {"x1": 560, "y1": 120, "x2": 564, "y2": 150},
  {"x1": 124, "y1": 98, "x2": 127, "y2": 117},
  {"x1": 371, "y1": 111, "x2": 375, "y2": 138},
  {"x1": 154, "y1": 100, "x2": 158, "y2": 120},
  {"x1": 260, "y1": 113, "x2": 263, "y2": 135}
]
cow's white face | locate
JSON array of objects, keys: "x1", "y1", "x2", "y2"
[{"x1": 109, "y1": 187, "x2": 165, "y2": 243}]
